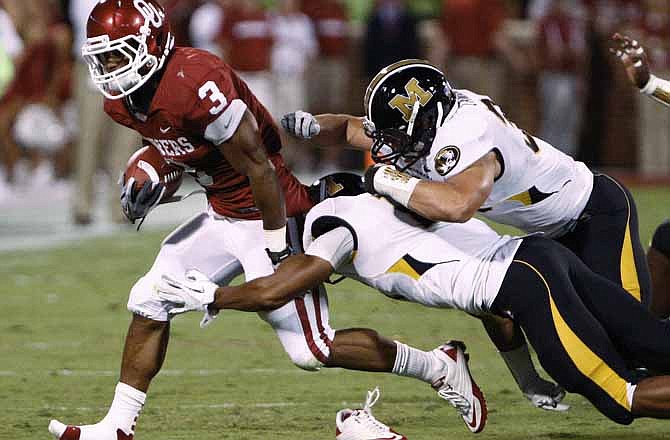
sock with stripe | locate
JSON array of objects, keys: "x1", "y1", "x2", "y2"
[
  {"x1": 392, "y1": 341, "x2": 444, "y2": 384},
  {"x1": 49, "y1": 382, "x2": 145, "y2": 440}
]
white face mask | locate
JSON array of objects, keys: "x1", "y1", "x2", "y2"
[{"x1": 107, "y1": 70, "x2": 143, "y2": 94}]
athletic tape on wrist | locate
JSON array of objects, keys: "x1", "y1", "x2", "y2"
[
  {"x1": 641, "y1": 75, "x2": 660, "y2": 95},
  {"x1": 374, "y1": 166, "x2": 420, "y2": 208},
  {"x1": 264, "y1": 225, "x2": 287, "y2": 252}
]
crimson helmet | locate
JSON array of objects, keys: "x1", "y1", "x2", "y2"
[{"x1": 82, "y1": 0, "x2": 175, "y2": 99}]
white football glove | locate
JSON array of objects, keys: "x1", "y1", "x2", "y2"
[
  {"x1": 523, "y1": 376, "x2": 570, "y2": 411},
  {"x1": 281, "y1": 110, "x2": 320, "y2": 139},
  {"x1": 156, "y1": 269, "x2": 219, "y2": 328}
]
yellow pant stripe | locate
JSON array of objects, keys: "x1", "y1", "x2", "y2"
[
  {"x1": 620, "y1": 210, "x2": 642, "y2": 302},
  {"x1": 387, "y1": 257, "x2": 421, "y2": 280},
  {"x1": 514, "y1": 259, "x2": 631, "y2": 411},
  {"x1": 601, "y1": 175, "x2": 641, "y2": 302}
]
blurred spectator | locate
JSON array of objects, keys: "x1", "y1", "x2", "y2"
[
  {"x1": 303, "y1": 0, "x2": 349, "y2": 114},
  {"x1": 69, "y1": 0, "x2": 140, "y2": 225},
  {"x1": 218, "y1": 0, "x2": 275, "y2": 114},
  {"x1": 528, "y1": 0, "x2": 552, "y2": 19},
  {"x1": 190, "y1": 0, "x2": 230, "y2": 55},
  {"x1": 536, "y1": 0, "x2": 587, "y2": 157},
  {"x1": 270, "y1": 0, "x2": 317, "y2": 173},
  {"x1": 438, "y1": 0, "x2": 507, "y2": 102},
  {"x1": 0, "y1": 0, "x2": 72, "y2": 197},
  {"x1": 302, "y1": 0, "x2": 352, "y2": 174},
  {"x1": 363, "y1": 0, "x2": 420, "y2": 80},
  {"x1": 270, "y1": 0, "x2": 317, "y2": 119},
  {"x1": 579, "y1": 0, "x2": 640, "y2": 169}
]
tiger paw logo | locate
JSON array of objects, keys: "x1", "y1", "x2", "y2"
[{"x1": 434, "y1": 146, "x2": 460, "y2": 176}]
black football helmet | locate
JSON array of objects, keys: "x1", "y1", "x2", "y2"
[
  {"x1": 308, "y1": 172, "x2": 365, "y2": 204},
  {"x1": 364, "y1": 59, "x2": 455, "y2": 171}
]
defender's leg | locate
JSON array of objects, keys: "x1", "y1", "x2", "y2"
[
  {"x1": 557, "y1": 174, "x2": 652, "y2": 308},
  {"x1": 496, "y1": 238, "x2": 670, "y2": 423}
]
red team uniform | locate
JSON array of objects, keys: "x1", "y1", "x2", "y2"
[
  {"x1": 49, "y1": 2, "x2": 336, "y2": 439},
  {"x1": 105, "y1": 47, "x2": 312, "y2": 219},
  {"x1": 113, "y1": 45, "x2": 334, "y2": 369}
]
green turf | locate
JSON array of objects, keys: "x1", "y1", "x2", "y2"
[{"x1": 2, "y1": 187, "x2": 670, "y2": 439}]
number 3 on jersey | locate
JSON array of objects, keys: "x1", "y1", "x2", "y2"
[{"x1": 198, "y1": 81, "x2": 227, "y2": 115}]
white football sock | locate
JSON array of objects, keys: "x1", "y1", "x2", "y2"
[
  {"x1": 392, "y1": 341, "x2": 444, "y2": 384},
  {"x1": 49, "y1": 383, "x2": 146, "y2": 440},
  {"x1": 101, "y1": 382, "x2": 146, "y2": 433}
]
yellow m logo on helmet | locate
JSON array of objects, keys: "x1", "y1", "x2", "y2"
[{"x1": 388, "y1": 78, "x2": 434, "y2": 122}]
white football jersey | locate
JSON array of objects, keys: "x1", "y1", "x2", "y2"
[
  {"x1": 402, "y1": 89, "x2": 594, "y2": 237},
  {"x1": 303, "y1": 194, "x2": 521, "y2": 315}
]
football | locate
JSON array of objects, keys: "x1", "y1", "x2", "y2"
[{"x1": 123, "y1": 145, "x2": 183, "y2": 201}]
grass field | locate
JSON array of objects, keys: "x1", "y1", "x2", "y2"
[{"x1": 2, "y1": 187, "x2": 670, "y2": 440}]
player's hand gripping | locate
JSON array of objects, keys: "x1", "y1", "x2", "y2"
[
  {"x1": 611, "y1": 33, "x2": 651, "y2": 89},
  {"x1": 281, "y1": 110, "x2": 321, "y2": 139},
  {"x1": 156, "y1": 269, "x2": 219, "y2": 327},
  {"x1": 120, "y1": 176, "x2": 165, "y2": 224}
]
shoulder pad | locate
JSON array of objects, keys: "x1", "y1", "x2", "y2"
[{"x1": 434, "y1": 107, "x2": 489, "y2": 149}]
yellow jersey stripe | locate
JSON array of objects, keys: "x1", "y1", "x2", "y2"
[
  {"x1": 513, "y1": 259, "x2": 631, "y2": 411},
  {"x1": 508, "y1": 190, "x2": 532, "y2": 206},
  {"x1": 386, "y1": 257, "x2": 421, "y2": 280}
]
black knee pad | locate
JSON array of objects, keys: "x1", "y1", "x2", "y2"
[{"x1": 651, "y1": 221, "x2": 670, "y2": 259}]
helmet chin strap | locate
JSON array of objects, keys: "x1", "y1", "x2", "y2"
[
  {"x1": 406, "y1": 98, "x2": 421, "y2": 137},
  {"x1": 436, "y1": 101, "x2": 444, "y2": 127}
]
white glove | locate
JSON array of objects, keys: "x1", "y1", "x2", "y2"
[
  {"x1": 156, "y1": 269, "x2": 219, "y2": 328},
  {"x1": 281, "y1": 110, "x2": 320, "y2": 139},
  {"x1": 523, "y1": 376, "x2": 570, "y2": 411}
]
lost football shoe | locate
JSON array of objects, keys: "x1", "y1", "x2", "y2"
[
  {"x1": 431, "y1": 341, "x2": 487, "y2": 433},
  {"x1": 336, "y1": 387, "x2": 407, "y2": 440}
]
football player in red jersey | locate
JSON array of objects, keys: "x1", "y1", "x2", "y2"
[{"x1": 48, "y1": 2, "x2": 504, "y2": 438}]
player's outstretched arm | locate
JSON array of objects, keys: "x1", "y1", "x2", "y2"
[
  {"x1": 212, "y1": 254, "x2": 334, "y2": 312},
  {"x1": 158, "y1": 228, "x2": 350, "y2": 316},
  {"x1": 223, "y1": 109, "x2": 287, "y2": 251},
  {"x1": 156, "y1": 255, "x2": 332, "y2": 321},
  {"x1": 281, "y1": 111, "x2": 373, "y2": 150},
  {"x1": 611, "y1": 32, "x2": 670, "y2": 107},
  {"x1": 365, "y1": 151, "x2": 498, "y2": 222}
]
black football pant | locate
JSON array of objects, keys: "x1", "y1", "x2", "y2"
[
  {"x1": 492, "y1": 237, "x2": 670, "y2": 425},
  {"x1": 557, "y1": 173, "x2": 652, "y2": 308}
]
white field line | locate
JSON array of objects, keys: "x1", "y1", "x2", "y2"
[
  {"x1": 39, "y1": 400, "x2": 433, "y2": 413},
  {"x1": 0, "y1": 368, "x2": 331, "y2": 377}
]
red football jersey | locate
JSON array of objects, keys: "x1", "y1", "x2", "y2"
[{"x1": 105, "y1": 47, "x2": 312, "y2": 219}]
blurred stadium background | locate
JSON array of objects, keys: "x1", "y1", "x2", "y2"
[{"x1": 2, "y1": 0, "x2": 670, "y2": 438}]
